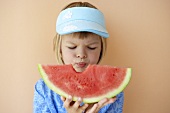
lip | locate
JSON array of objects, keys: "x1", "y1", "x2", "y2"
[{"x1": 76, "y1": 62, "x2": 87, "y2": 68}]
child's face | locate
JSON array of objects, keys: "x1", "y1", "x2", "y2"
[{"x1": 61, "y1": 33, "x2": 102, "y2": 72}]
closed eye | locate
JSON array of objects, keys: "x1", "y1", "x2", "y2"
[
  {"x1": 67, "y1": 46, "x2": 77, "y2": 49},
  {"x1": 88, "y1": 47, "x2": 97, "y2": 50}
]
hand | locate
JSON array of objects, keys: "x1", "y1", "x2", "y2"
[
  {"x1": 61, "y1": 95, "x2": 88, "y2": 113},
  {"x1": 61, "y1": 95, "x2": 116, "y2": 113},
  {"x1": 85, "y1": 97, "x2": 116, "y2": 113}
]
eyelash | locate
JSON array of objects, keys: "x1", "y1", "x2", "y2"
[
  {"x1": 88, "y1": 47, "x2": 97, "y2": 50},
  {"x1": 68, "y1": 46, "x2": 76, "y2": 49},
  {"x1": 67, "y1": 46, "x2": 97, "y2": 50}
]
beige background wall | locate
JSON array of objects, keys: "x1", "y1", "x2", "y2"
[{"x1": 0, "y1": 0, "x2": 170, "y2": 113}]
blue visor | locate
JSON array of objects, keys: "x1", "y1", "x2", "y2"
[{"x1": 56, "y1": 7, "x2": 109, "y2": 38}]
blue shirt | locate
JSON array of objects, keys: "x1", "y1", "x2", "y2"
[{"x1": 34, "y1": 79, "x2": 124, "y2": 113}]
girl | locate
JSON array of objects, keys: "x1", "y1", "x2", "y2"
[{"x1": 34, "y1": 2, "x2": 124, "y2": 113}]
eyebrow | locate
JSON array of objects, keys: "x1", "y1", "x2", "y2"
[
  {"x1": 87, "y1": 42, "x2": 100, "y2": 45},
  {"x1": 65, "y1": 41, "x2": 76, "y2": 45},
  {"x1": 65, "y1": 41, "x2": 100, "y2": 45}
]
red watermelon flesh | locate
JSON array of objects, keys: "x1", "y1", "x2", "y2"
[{"x1": 38, "y1": 64, "x2": 131, "y2": 103}]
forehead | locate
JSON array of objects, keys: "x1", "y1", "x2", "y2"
[{"x1": 61, "y1": 32, "x2": 101, "y2": 42}]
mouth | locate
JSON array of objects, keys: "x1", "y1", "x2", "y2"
[{"x1": 76, "y1": 62, "x2": 87, "y2": 68}]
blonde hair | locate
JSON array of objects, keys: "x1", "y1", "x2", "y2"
[{"x1": 53, "y1": 2, "x2": 107, "y2": 64}]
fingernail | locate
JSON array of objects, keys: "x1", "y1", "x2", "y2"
[
  {"x1": 114, "y1": 97, "x2": 117, "y2": 101},
  {"x1": 94, "y1": 103, "x2": 98, "y2": 107},
  {"x1": 85, "y1": 104, "x2": 88, "y2": 107},
  {"x1": 68, "y1": 95, "x2": 72, "y2": 99},
  {"x1": 78, "y1": 97, "x2": 81, "y2": 101}
]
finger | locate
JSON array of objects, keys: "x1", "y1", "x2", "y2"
[
  {"x1": 88, "y1": 98, "x2": 109, "y2": 112},
  {"x1": 63, "y1": 95, "x2": 72, "y2": 108},
  {"x1": 103, "y1": 97, "x2": 117, "y2": 107},
  {"x1": 86, "y1": 103, "x2": 98, "y2": 113},
  {"x1": 61, "y1": 96, "x2": 66, "y2": 102},
  {"x1": 98, "y1": 98, "x2": 108, "y2": 107},
  {"x1": 79, "y1": 104, "x2": 88, "y2": 112},
  {"x1": 108, "y1": 97, "x2": 117, "y2": 103},
  {"x1": 73, "y1": 97, "x2": 82, "y2": 109}
]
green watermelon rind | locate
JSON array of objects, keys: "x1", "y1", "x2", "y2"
[
  {"x1": 38, "y1": 64, "x2": 69, "y2": 98},
  {"x1": 38, "y1": 64, "x2": 131, "y2": 103}
]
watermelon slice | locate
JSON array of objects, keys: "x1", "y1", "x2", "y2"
[{"x1": 38, "y1": 64, "x2": 131, "y2": 103}]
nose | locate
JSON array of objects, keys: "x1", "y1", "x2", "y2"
[
  {"x1": 76, "y1": 54, "x2": 87, "y2": 59},
  {"x1": 76, "y1": 47, "x2": 87, "y2": 59}
]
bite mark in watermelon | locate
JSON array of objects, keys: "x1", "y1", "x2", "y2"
[{"x1": 38, "y1": 64, "x2": 131, "y2": 103}]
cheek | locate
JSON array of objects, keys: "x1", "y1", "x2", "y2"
[
  {"x1": 61, "y1": 50, "x2": 75, "y2": 64},
  {"x1": 88, "y1": 50, "x2": 101, "y2": 64}
]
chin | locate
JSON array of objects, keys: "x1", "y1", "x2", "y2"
[{"x1": 74, "y1": 67, "x2": 85, "y2": 73}]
